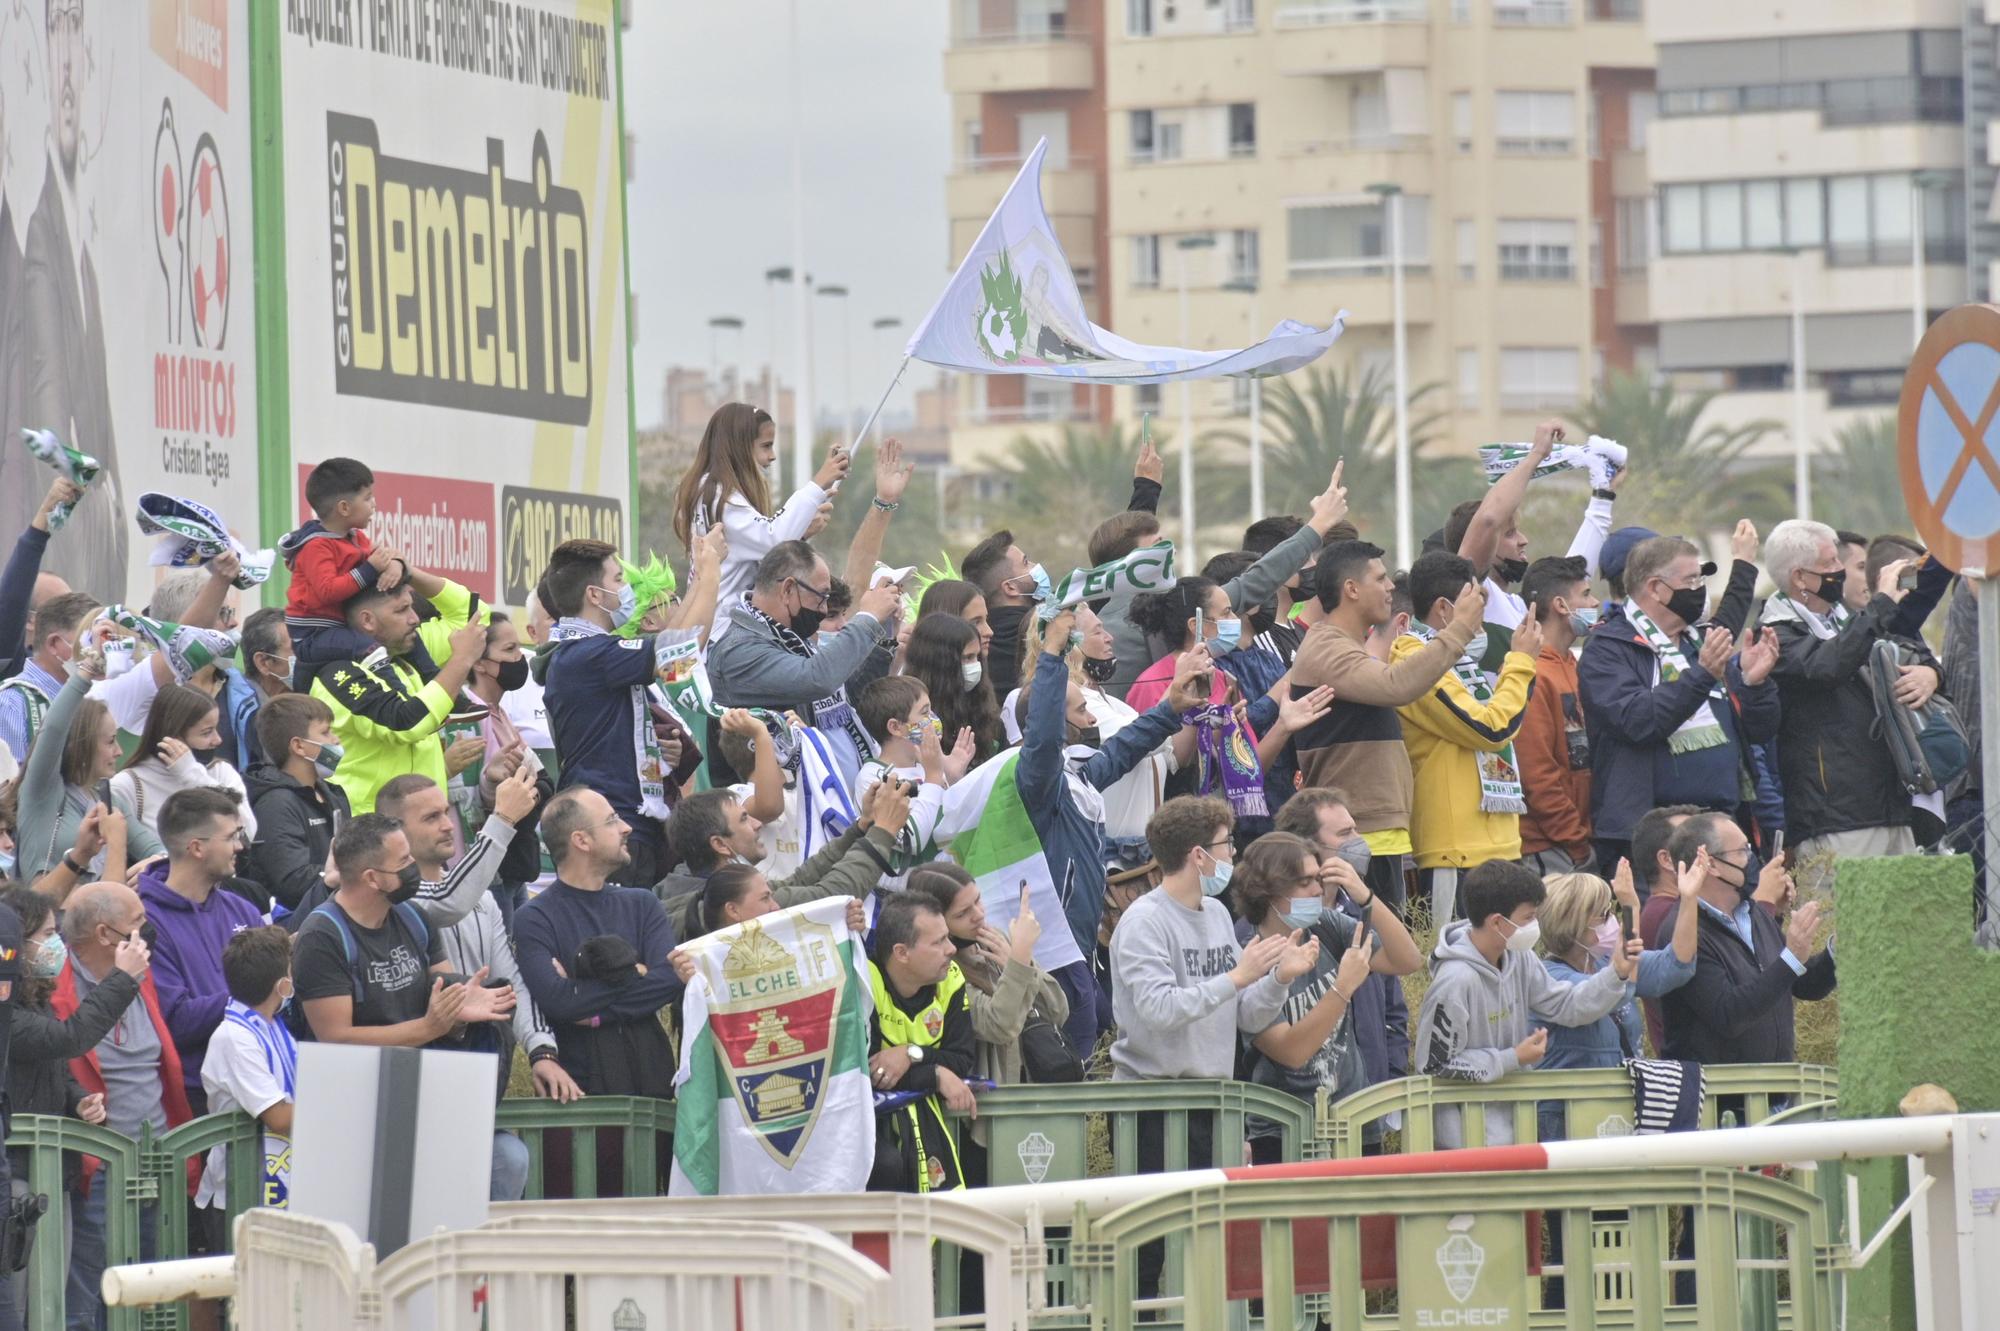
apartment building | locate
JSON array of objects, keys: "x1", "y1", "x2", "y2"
[
  {"x1": 944, "y1": 0, "x2": 1657, "y2": 470},
  {"x1": 1646, "y1": 0, "x2": 1984, "y2": 450}
]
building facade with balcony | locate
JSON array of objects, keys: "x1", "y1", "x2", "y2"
[
  {"x1": 1646, "y1": 0, "x2": 1982, "y2": 453},
  {"x1": 943, "y1": 0, "x2": 1660, "y2": 474}
]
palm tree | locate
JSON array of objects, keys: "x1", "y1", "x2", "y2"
[
  {"x1": 1570, "y1": 371, "x2": 1790, "y2": 538},
  {"x1": 974, "y1": 421, "x2": 1232, "y2": 572},
  {"x1": 1210, "y1": 363, "x2": 1473, "y2": 551},
  {"x1": 1813, "y1": 414, "x2": 1914, "y2": 540}
]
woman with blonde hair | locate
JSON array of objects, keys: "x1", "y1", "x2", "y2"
[
  {"x1": 671, "y1": 401, "x2": 850, "y2": 645},
  {"x1": 1533, "y1": 858, "x2": 1700, "y2": 1072}
]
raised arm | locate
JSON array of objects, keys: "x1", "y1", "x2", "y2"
[
  {"x1": 842, "y1": 438, "x2": 913, "y2": 590},
  {"x1": 1457, "y1": 426, "x2": 1556, "y2": 576}
]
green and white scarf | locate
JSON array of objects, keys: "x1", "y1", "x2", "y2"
[
  {"x1": 1408, "y1": 621, "x2": 1525, "y2": 815},
  {"x1": 1625, "y1": 603, "x2": 1728, "y2": 754}
]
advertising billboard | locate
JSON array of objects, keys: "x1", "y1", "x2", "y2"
[
  {"x1": 0, "y1": 0, "x2": 260, "y2": 598},
  {"x1": 275, "y1": 0, "x2": 631, "y2": 608}
]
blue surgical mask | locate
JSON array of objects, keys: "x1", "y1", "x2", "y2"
[
  {"x1": 1026, "y1": 563, "x2": 1053, "y2": 603},
  {"x1": 1210, "y1": 617, "x2": 1243, "y2": 655},
  {"x1": 597, "y1": 583, "x2": 639, "y2": 631},
  {"x1": 1569, "y1": 606, "x2": 1600, "y2": 637},
  {"x1": 1279, "y1": 897, "x2": 1323, "y2": 930},
  {"x1": 817, "y1": 630, "x2": 841, "y2": 650},
  {"x1": 0, "y1": 846, "x2": 14, "y2": 879},
  {"x1": 1199, "y1": 849, "x2": 1233, "y2": 898},
  {"x1": 28, "y1": 933, "x2": 65, "y2": 979}
]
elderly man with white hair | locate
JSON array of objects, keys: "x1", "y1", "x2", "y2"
[{"x1": 1761, "y1": 518, "x2": 1943, "y2": 874}]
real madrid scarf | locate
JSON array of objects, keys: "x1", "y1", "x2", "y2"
[
  {"x1": 1408, "y1": 620, "x2": 1526, "y2": 815},
  {"x1": 1188, "y1": 702, "x2": 1268, "y2": 819},
  {"x1": 1624, "y1": 604, "x2": 1728, "y2": 755}
]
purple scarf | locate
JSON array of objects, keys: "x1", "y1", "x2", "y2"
[{"x1": 1190, "y1": 703, "x2": 1268, "y2": 818}]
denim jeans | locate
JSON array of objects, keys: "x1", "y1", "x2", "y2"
[
  {"x1": 490, "y1": 1132, "x2": 530, "y2": 1202},
  {"x1": 65, "y1": 1181, "x2": 155, "y2": 1331}
]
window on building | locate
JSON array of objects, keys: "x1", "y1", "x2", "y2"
[
  {"x1": 1287, "y1": 197, "x2": 1429, "y2": 277},
  {"x1": 965, "y1": 120, "x2": 984, "y2": 164},
  {"x1": 1702, "y1": 181, "x2": 1743, "y2": 251},
  {"x1": 1127, "y1": 0, "x2": 1154, "y2": 36},
  {"x1": 1614, "y1": 196, "x2": 1651, "y2": 273},
  {"x1": 1744, "y1": 181, "x2": 1783, "y2": 249},
  {"x1": 1158, "y1": 119, "x2": 1184, "y2": 162},
  {"x1": 1500, "y1": 347, "x2": 1582, "y2": 411},
  {"x1": 1132, "y1": 234, "x2": 1161, "y2": 288},
  {"x1": 1352, "y1": 82, "x2": 1390, "y2": 146},
  {"x1": 1027, "y1": 378, "x2": 1070, "y2": 420},
  {"x1": 1456, "y1": 218, "x2": 1477, "y2": 280},
  {"x1": 1497, "y1": 219, "x2": 1576, "y2": 280},
  {"x1": 1229, "y1": 228, "x2": 1260, "y2": 283},
  {"x1": 1229, "y1": 103, "x2": 1257, "y2": 157},
  {"x1": 1137, "y1": 383, "x2": 1163, "y2": 411},
  {"x1": 1625, "y1": 89, "x2": 1653, "y2": 151},
  {"x1": 1587, "y1": 92, "x2": 1601, "y2": 158},
  {"x1": 1653, "y1": 170, "x2": 1960, "y2": 264},
  {"x1": 1590, "y1": 219, "x2": 1604, "y2": 284},
  {"x1": 1451, "y1": 92, "x2": 1472, "y2": 152},
  {"x1": 1458, "y1": 347, "x2": 1481, "y2": 408},
  {"x1": 1018, "y1": 109, "x2": 1070, "y2": 168},
  {"x1": 1225, "y1": 0, "x2": 1255, "y2": 30},
  {"x1": 1785, "y1": 178, "x2": 1824, "y2": 247},
  {"x1": 1495, "y1": 91, "x2": 1575, "y2": 155},
  {"x1": 1130, "y1": 110, "x2": 1156, "y2": 163},
  {"x1": 1826, "y1": 175, "x2": 1870, "y2": 259},
  {"x1": 1231, "y1": 376, "x2": 1253, "y2": 414}
]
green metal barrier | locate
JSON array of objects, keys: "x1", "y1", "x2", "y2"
[
  {"x1": 1074, "y1": 1164, "x2": 1835, "y2": 1331},
  {"x1": 494, "y1": 1095, "x2": 677, "y2": 1200},
  {"x1": 946, "y1": 1080, "x2": 1318, "y2": 1329},
  {"x1": 1315, "y1": 1063, "x2": 1840, "y2": 1156}
]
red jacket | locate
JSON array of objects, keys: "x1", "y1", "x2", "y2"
[
  {"x1": 51, "y1": 962, "x2": 198, "y2": 1196},
  {"x1": 280, "y1": 521, "x2": 379, "y2": 624}
]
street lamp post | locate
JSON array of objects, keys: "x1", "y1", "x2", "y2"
[
  {"x1": 1175, "y1": 234, "x2": 1217, "y2": 565},
  {"x1": 1368, "y1": 181, "x2": 1412, "y2": 570},
  {"x1": 1223, "y1": 278, "x2": 1263, "y2": 520},
  {"x1": 764, "y1": 266, "x2": 793, "y2": 458},
  {"x1": 1788, "y1": 247, "x2": 1810, "y2": 520},
  {"x1": 818, "y1": 284, "x2": 853, "y2": 444},
  {"x1": 788, "y1": 0, "x2": 812, "y2": 490},
  {"x1": 871, "y1": 317, "x2": 904, "y2": 447},
  {"x1": 1911, "y1": 170, "x2": 1953, "y2": 349},
  {"x1": 708, "y1": 315, "x2": 744, "y2": 396}
]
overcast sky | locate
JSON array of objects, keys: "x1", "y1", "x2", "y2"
[{"x1": 624, "y1": 3, "x2": 950, "y2": 431}]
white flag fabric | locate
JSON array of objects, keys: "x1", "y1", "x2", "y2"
[
  {"x1": 908, "y1": 140, "x2": 1346, "y2": 384},
  {"x1": 668, "y1": 898, "x2": 876, "y2": 1197}
]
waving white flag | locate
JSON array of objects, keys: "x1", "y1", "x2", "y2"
[{"x1": 908, "y1": 140, "x2": 1346, "y2": 385}]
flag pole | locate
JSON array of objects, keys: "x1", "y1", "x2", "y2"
[{"x1": 848, "y1": 355, "x2": 913, "y2": 453}]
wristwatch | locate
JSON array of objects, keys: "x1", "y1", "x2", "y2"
[
  {"x1": 62, "y1": 853, "x2": 86, "y2": 877},
  {"x1": 906, "y1": 1045, "x2": 925, "y2": 1064}
]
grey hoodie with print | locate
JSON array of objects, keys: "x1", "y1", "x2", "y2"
[{"x1": 1412, "y1": 919, "x2": 1631, "y2": 1147}]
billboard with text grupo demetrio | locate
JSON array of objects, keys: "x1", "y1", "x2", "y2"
[{"x1": 269, "y1": 0, "x2": 632, "y2": 609}]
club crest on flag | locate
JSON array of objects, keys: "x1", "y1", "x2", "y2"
[{"x1": 705, "y1": 917, "x2": 848, "y2": 1168}]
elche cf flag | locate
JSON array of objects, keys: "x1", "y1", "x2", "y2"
[
  {"x1": 669, "y1": 898, "x2": 875, "y2": 1196},
  {"x1": 907, "y1": 139, "x2": 1346, "y2": 384}
]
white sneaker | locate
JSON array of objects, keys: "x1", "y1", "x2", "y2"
[{"x1": 1586, "y1": 436, "x2": 1627, "y2": 491}]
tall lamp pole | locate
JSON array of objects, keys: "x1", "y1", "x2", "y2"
[
  {"x1": 871, "y1": 317, "x2": 904, "y2": 447},
  {"x1": 1175, "y1": 233, "x2": 1217, "y2": 563},
  {"x1": 1368, "y1": 181, "x2": 1412, "y2": 569},
  {"x1": 788, "y1": 0, "x2": 813, "y2": 489},
  {"x1": 1788, "y1": 247, "x2": 1811, "y2": 520},
  {"x1": 1223, "y1": 277, "x2": 1263, "y2": 519},
  {"x1": 764, "y1": 267, "x2": 793, "y2": 459},
  {"x1": 818, "y1": 284, "x2": 853, "y2": 444}
]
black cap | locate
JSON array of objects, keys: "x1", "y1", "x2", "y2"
[{"x1": 0, "y1": 902, "x2": 23, "y2": 983}]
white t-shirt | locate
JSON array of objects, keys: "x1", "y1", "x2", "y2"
[
  {"x1": 196, "y1": 1006, "x2": 295, "y2": 1210},
  {"x1": 732, "y1": 779, "x2": 805, "y2": 879}
]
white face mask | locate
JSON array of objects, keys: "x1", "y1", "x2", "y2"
[
  {"x1": 960, "y1": 660, "x2": 984, "y2": 691},
  {"x1": 1502, "y1": 916, "x2": 1541, "y2": 954}
]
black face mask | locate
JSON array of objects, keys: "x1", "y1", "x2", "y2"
[
  {"x1": 1069, "y1": 725, "x2": 1102, "y2": 750},
  {"x1": 494, "y1": 658, "x2": 531, "y2": 692},
  {"x1": 1719, "y1": 848, "x2": 1761, "y2": 901},
  {"x1": 1082, "y1": 653, "x2": 1119, "y2": 684},
  {"x1": 386, "y1": 862, "x2": 424, "y2": 905},
  {"x1": 791, "y1": 606, "x2": 827, "y2": 639},
  {"x1": 1809, "y1": 568, "x2": 1847, "y2": 604},
  {"x1": 1494, "y1": 557, "x2": 1528, "y2": 585},
  {"x1": 190, "y1": 745, "x2": 222, "y2": 766},
  {"x1": 1664, "y1": 585, "x2": 1708, "y2": 626}
]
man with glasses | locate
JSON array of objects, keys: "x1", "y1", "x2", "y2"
[
  {"x1": 707, "y1": 540, "x2": 904, "y2": 790},
  {"x1": 135, "y1": 787, "x2": 266, "y2": 1115},
  {"x1": 1656, "y1": 811, "x2": 1833, "y2": 1066},
  {"x1": 1578, "y1": 534, "x2": 1780, "y2": 873}
]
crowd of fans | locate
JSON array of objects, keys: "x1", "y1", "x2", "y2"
[{"x1": 0, "y1": 404, "x2": 1983, "y2": 1327}]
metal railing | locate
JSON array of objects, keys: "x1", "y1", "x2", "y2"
[
  {"x1": 1494, "y1": 0, "x2": 1573, "y2": 24},
  {"x1": 1659, "y1": 74, "x2": 1962, "y2": 126},
  {"x1": 1274, "y1": 0, "x2": 1428, "y2": 26},
  {"x1": 957, "y1": 152, "x2": 1094, "y2": 173},
  {"x1": 1284, "y1": 131, "x2": 1430, "y2": 156}
]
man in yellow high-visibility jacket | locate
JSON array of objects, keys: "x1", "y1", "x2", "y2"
[
  {"x1": 311, "y1": 568, "x2": 491, "y2": 815},
  {"x1": 866, "y1": 893, "x2": 976, "y2": 1194}
]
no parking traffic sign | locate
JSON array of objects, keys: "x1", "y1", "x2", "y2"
[{"x1": 1899, "y1": 305, "x2": 2000, "y2": 575}]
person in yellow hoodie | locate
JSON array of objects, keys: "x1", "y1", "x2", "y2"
[{"x1": 1391, "y1": 550, "x2": 1542, "y2": 926}]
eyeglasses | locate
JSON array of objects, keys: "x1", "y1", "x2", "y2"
[{"x1": 792, "y1": 579, "x2": 831, "y2": 605}]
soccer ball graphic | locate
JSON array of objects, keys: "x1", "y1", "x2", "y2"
[{"x1": 187, "y1": 137, "x2": 231, "y2": 349}]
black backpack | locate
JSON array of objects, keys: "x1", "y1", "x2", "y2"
[{"x1": 1869, "y1": 639, "x2": 1970, "y2": 797}]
